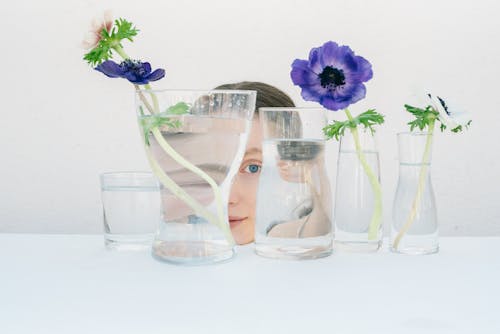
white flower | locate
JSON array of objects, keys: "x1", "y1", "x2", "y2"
[
  {"x1": 428, "y1": 93, "x2": 471, "y2": 131},
  {"x1": 82, "y1": 10, "x2": 113, "y2": 50}
]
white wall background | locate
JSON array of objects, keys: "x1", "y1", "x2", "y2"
[{"x1": 1, "y1": 0, "x2": 498, "y2": 235}]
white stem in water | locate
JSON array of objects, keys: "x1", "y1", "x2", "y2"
[
  {"x1": 392, "y1": 121, "x2": 435, "y2": 250},
  {"x1": 137, "y1": 89, "x2": 235, "y2": 246},
  {"x1": 344, "y1": 109, "x2": 383, "y2": 240}
]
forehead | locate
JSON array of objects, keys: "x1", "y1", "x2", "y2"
[{"x1": 246, "y1": 117, "x2": 263, "y2": 153}]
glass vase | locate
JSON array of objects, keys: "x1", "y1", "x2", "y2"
[
  {"x1": 334, "y1": 129, "x2": 383, "y2": 252},
  {"x1": 136, "y1": 89, "x2": 256, "y2": 264},
  {"x1": 391, "y1": 132, "x2": 438, "y2": 255},
  {"x1": 254, "y1": 108, "x2": 333, "y2": 260}
]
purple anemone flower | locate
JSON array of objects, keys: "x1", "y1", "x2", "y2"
[
  {"x1": 95, "y1": 59, "x2": 165, "y2": 85},
  {"x1": 291, "y1": 41, "x2": 373, "y2": 111}
]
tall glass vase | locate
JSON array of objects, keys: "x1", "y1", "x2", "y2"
[
  {"x1": 255, "y1": 108, "x2": 333, "y2": 260},
  {"x1": 391, "y1": 132, "x2": 438, "y2": 255},
  {"x1": 334, "y1": 129, "x2": 383, "y2": 252},
  {"x1": 136, "y1": 89, "x2": 256, "y2": 264}
]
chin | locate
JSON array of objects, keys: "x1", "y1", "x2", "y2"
[
  {"x1": 231, "y1": 227, "x2": 255, "y2": 245},
  {"x1": 235, "y1": 236, "x2": 254, "y2": 245}
]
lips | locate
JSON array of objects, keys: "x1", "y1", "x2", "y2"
[{"x1": 229, "y1": 216, "x2": 247, "y2": 226}]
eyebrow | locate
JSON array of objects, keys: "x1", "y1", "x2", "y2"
[{"x1": 245, "y1": 148, "x2": 262, "y2": 155}]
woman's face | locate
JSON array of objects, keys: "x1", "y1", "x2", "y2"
[{"x1": 228, "y1": 117, "x2": 263, "y2": 244}]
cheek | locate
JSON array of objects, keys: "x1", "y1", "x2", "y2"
[{"x1": 244, "y1": 176, "x2": 260, "y2": 214}]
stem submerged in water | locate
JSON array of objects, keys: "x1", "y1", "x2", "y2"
[
  {"x1": 392, "y1": 121, "x2": 435, "y2": 250},
  {"x1": 136, "y1": 89, "x2": 235, "y2": 246},
  {"x1": 344, "y1": 109, "x2": 383, "y2": 240}
]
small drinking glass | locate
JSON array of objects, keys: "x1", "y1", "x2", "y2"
[{"x1": 100, "y1": 171, "x2": 161, "y2": 250}]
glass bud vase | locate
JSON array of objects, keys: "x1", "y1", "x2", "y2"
[
  {"x1": 136, "y1": 89, "x2": 256, "y2": 265},
  {"x1": 255, "y1": 108, "x2": 333, "y2": 260},
  {"x1": 334, "y1": 129, "x2": 383, "y2": 252},
  {"x1": 391, "y1": 132, "x2": 438, "y2": 255}
]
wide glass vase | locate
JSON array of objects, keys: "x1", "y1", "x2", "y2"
[
  {"x1": 334, "y1": 129, "x2": 383, "y2": 252},
  {"x1": 255, "y1": 108, "x2": 333, "y2": 260},
  {"x1": 391, "y1": 132, "x2": 438, "y2": 255},
  {"x1": 135, "y1": 89, "x2": 256, "y2": 264}
]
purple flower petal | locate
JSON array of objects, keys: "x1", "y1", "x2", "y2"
[
  {"x1": 94, "y1": 60, "x2": 124, "y2": 78},
  {"x1": 300, "y1": 86, "x2": 322, "y2": 103},
  {"x1": 146, "y1": 69, "x2": 165, "y2": 82},
  {"x1": 320, "y1": 94, "x2": 351, "y2": 111},
  {"x1": 343, "y1": 55, "x2": 373, "y2": 83},
  {"x1": 142, "y1": 62, "x2": 152, "y2": 74},
  {"x1": 291, "y1": 59, "x2": 318, "y2": 86},
  {"x1": 336, "y1": 83, "x2": 367, "y2": 105},
  {"x1": 308, "y1": 47, "x2": 323, "y2": 73},
  {"x1": 320, "y1": 42, "x2": 351, "y2": 68},
  {"x1": 123, "y1": 71, "x2": 141, "y2": 83}
]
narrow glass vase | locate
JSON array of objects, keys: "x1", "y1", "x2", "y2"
[
  {"x1": 255, "y1": 108, "x2": 333, "y2": 260},
  {"x1": 391, "y1": 132, "x2": 439, "y2": 255},
  {"x1": 334, "y1": 129, "x2": 383, "y2": 252}
]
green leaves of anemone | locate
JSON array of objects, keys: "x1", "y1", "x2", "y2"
[
  {"x1": 140, "y1": 102, "x2": 190, "y2": 145},
  {"x1": 404, "y1": 104, "x2": 439, "y2": 131},
  {"x1": 84, "y1": 18, "x2": 139, "y2": 66},
  {"x1": 323, "y1": 109, "x2": 385, "y2": 141}
]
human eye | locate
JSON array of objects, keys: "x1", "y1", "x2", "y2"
[{"x1": 241, "y1": 162, "x2": 261, "y2": 174}]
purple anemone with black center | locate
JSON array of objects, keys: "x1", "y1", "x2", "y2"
[
  {"x1": 95, "y1": 59, "x2": 165, "y2": 85},
  {"x1": 291, "y1": 41, "x2": 373, "y2": 111}
]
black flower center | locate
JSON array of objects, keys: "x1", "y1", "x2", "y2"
[
  {"x1": 318, "y1": 66, "x2": 346, "y2": 89},
  {"x1": 121, "y1": 60, "x2": 147, "y2": 77},
  {"x1": 437, "y1": 96, "x2": 450, "y2": 115}
]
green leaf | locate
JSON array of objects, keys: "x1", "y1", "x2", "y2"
[
  {"x1": 165, "y1": 102, "x2": 190, "y2": 115},
  {"x1": 83, "y1": 40, "x2": 113, "y2": 66},
  {"x1": 140, "y1": 113, "x2": 184, "y2": 146},
  {"x1": 323, "y1": 109, "x2": 385, "y2": 141},
  {"x1": 323, "y1": 120, "x2": 349, "y2": 141},
  {"x1": 83, "y1": 18, "x2": 139, "y2": 66},
  {"x1": 404, "y1": 104, "x2": 438, "y2": 131},
  {"x1": 449, "y1": 120, "x2": 472, "y2": 133},
  {"x1": 113, "y1": 18, "x2": 139, "y2": 42},
  {"x1": 353, "y1": 109, "x2": 385, "y2": 134}
]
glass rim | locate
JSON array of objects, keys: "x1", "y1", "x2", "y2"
[
  {"x1": 397, "y1": 131, "x2": 432, "y2": 136},
  {"x1": 134, "y1": 89, "x2": 257, "y2": 96},
  {"x1": 258, "y1": 107, "x2": 326, "y2": 112}
]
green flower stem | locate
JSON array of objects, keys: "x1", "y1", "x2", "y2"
[
  {"x1": 392, "y1": 120, "x2": 435, "y2": 250},
  {"x1": 144, "y1": 145, "x2": 235, "y2": 245},
  {"x1": 344, "y1": 109, "x2": 383, "y2": 240},
  {"x1": 135, "y1": 87, "x2": 234, "y2": 245},
  {"x1": 144, "y1": 84, "x2": 160, "y2": 112},
  {"x1": 150, "y1": 127, "x2": 234, "y2": 245},
  {"x1": 135, "y1": 85, "x2": 155, "y2": 113},
  {"x1": 112, "y1": 44, "x2": 129, "y2": 60}
]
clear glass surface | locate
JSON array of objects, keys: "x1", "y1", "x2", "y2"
[
  {"x1": 391, "y1": 132, "x2": 439, "y2": 255},
  {"x1": 334, "y1": 130, "x2": 382, "y2": 252},
  {"x1": 136, "y1": 90, "x2": 256, "y2": 265},
  {"x1": 255, "y1": 108, "x2": 333, "y2": 259},
  {"x1": 100, "y1": 172, "x2": 160, "y2": 250}
]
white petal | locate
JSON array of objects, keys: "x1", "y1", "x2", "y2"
[{"x1": 428, "y1": 94, "x2": 471, "y2": 127}]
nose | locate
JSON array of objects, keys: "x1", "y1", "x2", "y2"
[{"x1": 228, "y1": 176, "x2": 242, "y2": 206}]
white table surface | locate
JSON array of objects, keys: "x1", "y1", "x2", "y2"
[{"x1": 0, "y1": 234, "x2": 498, "y2": 334}]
